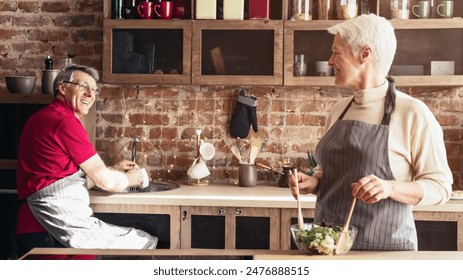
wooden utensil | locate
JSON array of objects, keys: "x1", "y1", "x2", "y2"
[
  {"x1": 293, "y1": 168, "x2": 304, "y2": 230},
  {"x1": 248, "y1": 138, "x2": 263, "y2": 164},
  {"x1": 335, "y1": 196, "x2": 357, "y2": 255},
  {"x1": 231, "y1": 145, "x2": 244, "y2": 163}
]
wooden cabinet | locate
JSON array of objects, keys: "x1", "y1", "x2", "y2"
[
  {"x1": 102, "y1": 20, "x2": 192, "y2": 85},
  {"x1": 102, "y1": 0, "x2": 463, "y2": 87},
  {"x1": 180, "y1": 206, "x2": 280, "y2": 249},
  {"x1": 413, "y1": 211, "x2": 463, "y2": 251},
  {"x1": 91, "y1": 204, "x2": 181, "y2": 249},
  {"x1": 284, "y1": 19, "x2": 463, "y2": 87},
  {"x1": 192, "y1": 20, "x2": 283, "y2": 85}
]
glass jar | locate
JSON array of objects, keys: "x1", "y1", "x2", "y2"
[
  {"x1": 294, "y1": 54, "x2": 307, "y2": 76},
  {"x1": 336, "y1": 0, "x2": 358, "y2": 20},
  {"x1": 290, "y1": 0, "x2": 313, "y2": 21},
  {"x1": 391, "y1": 0, "x2": 410, "y2": 19},
  {"x1": 359, "y1": 0, "x2": 371, "y2": 15}
]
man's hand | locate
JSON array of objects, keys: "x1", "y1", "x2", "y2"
[{"x1": 112, "y1": 160, "x2": 139, "y2": 172}]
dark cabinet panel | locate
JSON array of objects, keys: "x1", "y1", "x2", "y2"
[
  {"x1": 191, "y1": 215, "x2": 226, "y2": 249},
  {"x1": 415, "y1": 220, "x2": 458, "y2": 251},
  {"x1": 94, "y1": 213, "x2": 172, "y2": 249},
  {"x1": 235, "y1": 216, "x2": 271, "y2": 249}
]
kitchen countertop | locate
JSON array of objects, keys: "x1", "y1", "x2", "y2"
[
  {"x1": 89, "y1": 183, "x2": 463, "y2": 212},
  {"x1": 20, "y1": 248, "x2": 463, "y2": 260}
]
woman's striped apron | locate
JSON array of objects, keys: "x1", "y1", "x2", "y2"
[{"x1": 314, "y1": 79, "x2": 417, "y2": 250}]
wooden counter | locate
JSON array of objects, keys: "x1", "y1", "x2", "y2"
[
  {"x1": 89, "y1": 184, "x2": 463, "y2": 251},
  {"x1": 89, "y1": 183, "x2": 463, "y2": 211}
]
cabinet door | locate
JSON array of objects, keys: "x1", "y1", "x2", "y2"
[
  {"x1": 91, "y1": 204, "x2": 181, "y2": 249},
  {"x1": 192, "y1": 20, "x2": 283, "y2": 85},
  {"x1": 413, "y1": 211, "x2": 463, "y2": 251},
  {"x1": 102, "y1": 20, "x2": 192, "y2": 84},
  {"x1": 181, "y1": 206, "x2": 280, "y2": 249}
]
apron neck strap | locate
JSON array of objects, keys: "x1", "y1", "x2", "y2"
[{"x1": 338, "y1": 77, "x2": 397, "y2": 125}]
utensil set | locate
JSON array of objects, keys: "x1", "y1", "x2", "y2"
[{"x1": 231, "y1": 137, "x2": 262, "y2": 164}]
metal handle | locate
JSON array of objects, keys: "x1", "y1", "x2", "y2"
[
  {"x1": 182, "y1": 210, "x2": 187, "y2": 221},
  {"x1": 217, "y1": 208, "x2": 226, "y2": 215},
  {"x1": 235, "y1": 208, "x2": 242, "y2": 215},
  {"x1": 131, "y1": 137, "x2": 140, "y2": 162}
]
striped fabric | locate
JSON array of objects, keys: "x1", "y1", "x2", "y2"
[
  {"x1": 314, "y1": 88, "x2": 417, "y2": 251},
  {"x1": 27, "y1": 169, "x2": 158, "y2": 249}
]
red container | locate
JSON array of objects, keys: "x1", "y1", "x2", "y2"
[{"x1": 249, "y1": 0, "x2": 270, "y2": 19}]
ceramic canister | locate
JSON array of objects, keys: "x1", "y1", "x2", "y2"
[
  {"x1": 41, "y1": 70, "x2": 61, "y2": 94},
  {"x1": 223, "y1": 0, "x2": 244, "y2": 20},
  {"x1": 249, "y1": 0, "x2": 270, "y2": 19}
]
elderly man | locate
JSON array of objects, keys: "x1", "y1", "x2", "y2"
[{"x1": 16, "y1": 65, "x2": 157, "y2": 258}]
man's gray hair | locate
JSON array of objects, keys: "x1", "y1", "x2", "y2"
[{"x1": 53, "y1": 64, "x2": 100, "y2": 97}]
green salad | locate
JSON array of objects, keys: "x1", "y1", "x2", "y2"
[{"x1": 297, "y1": 224, "x2": 343, "y2": 255}]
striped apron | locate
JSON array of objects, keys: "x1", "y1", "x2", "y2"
[
  {"x1": 314, "y1": 78, "x2": 417, "y2": 251},
  {"x1": 27, "y1": 169, "x2": 158, "y2": 249}
]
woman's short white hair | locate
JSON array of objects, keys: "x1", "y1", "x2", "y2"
[{"x1": 327, "y1": 14, "x2": 397, "y2": 77}]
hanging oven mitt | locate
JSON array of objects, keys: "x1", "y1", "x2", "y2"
[{"x1": 229, "y1": 90, "x2": 258, "y2": 138}]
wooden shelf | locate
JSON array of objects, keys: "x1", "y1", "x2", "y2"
[{"x1": 0, "y1": 94, "x2": 53, "y2": 104}]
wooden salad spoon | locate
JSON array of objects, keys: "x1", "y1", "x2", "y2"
[{"x1": 335, "y1": 196, "x2": 357, "y2": 255}]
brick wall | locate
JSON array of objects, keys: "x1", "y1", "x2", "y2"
[{"x1": 1, "y1": 1, "x2": 462, "y2": 189}]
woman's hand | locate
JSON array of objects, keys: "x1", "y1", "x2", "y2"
[
  {"x1": 289, "y1": 172, "x2": 319, "y2": 199},
  {"x1": 351, "y1": 174, "x2": 392, "y2": 203},
  {"x1": 112, "y1": 160, "x2": 139, "y2": 172}
]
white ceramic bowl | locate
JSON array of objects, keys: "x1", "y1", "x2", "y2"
[{"x1": 5, "y1": 76, "x2": 36, "y2": 94}]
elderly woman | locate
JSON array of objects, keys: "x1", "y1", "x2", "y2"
[{"x1": 291, "y1": 14, "x2": 452, "y2": 251}]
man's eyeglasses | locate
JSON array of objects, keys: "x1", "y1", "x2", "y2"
[{"x1": 62, "y1": 81, "x2": 101, "y2": 95}]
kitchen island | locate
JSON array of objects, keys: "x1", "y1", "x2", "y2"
[{"x1": 89, "y1": 184, "x2": 463, "y2": 251}]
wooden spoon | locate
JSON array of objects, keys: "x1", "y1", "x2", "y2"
[
  {"x1": 231, "y1": 145, "x2": 244, "y2": 163},
  {"x1": 336, "y1": 196, "x2": 357, "y2": 255},
  {"x1": 292, "y1": 168, "x2": 304, "y2": 230}
]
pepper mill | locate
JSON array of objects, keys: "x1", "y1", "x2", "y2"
[{"x1": 41, "y1": 56, "x2": 61, "y2": 95}]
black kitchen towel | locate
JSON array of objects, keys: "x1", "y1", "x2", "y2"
[{"x1": 230, "y1": 90, "x2": 258, "y2": 138}]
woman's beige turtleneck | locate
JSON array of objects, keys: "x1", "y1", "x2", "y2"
[{"x1": 324, "y1": 81, "x2": 452, "y2": 206}]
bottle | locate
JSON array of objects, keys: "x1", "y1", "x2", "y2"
[{"x1": 112, "y1": 0, "x2": 123, "y2": 19}]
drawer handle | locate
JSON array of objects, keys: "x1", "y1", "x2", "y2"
[
  {"x1": 235, "y1": 208, "x2": 242, "y2": 215},
  {"x1": 217, "y1": 208, "x2": 226, "y2": 215}
]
